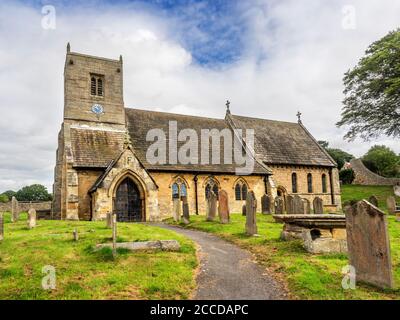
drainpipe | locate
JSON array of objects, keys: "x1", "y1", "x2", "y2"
[
  {"x1": 263, "y1": 175, "x2": 268, "y2": 194},
  {"x1": 194, "y1": 175, "x2": 199, "y2": 215},
  {"x1": 329, "y1": 168, "x2": 335, "y2": 205}
]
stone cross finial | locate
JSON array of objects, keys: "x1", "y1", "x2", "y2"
[
  {"x1": 226, "y1": 100, "x2": 231, "y2": 114},
  {"x1": 67, "y1": 42, "x2": 70, "y2": 53},
  {"x1": 296, "y1": 111, "x2": 302, "y2": 123},
  {"x1": 123, "y1": 131, "x2": 132, "y2": 149}
]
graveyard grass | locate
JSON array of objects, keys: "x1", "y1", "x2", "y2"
[
  {"x1": 167, "y1": 185, "x2": 400, "y2": 300},
  {"x1": 0, "y1": 213, "x2": 197, "y2": 300}
]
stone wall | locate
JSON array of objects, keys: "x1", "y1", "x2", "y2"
[
  {"x1": 0, "y1": 201, "x2": 52, "y2": 213},
  {"x1": 350, "y1": 158, "x2": 400, "y2": 186}
]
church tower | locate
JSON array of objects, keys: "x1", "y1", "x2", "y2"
[{"x1": 63, "y1": 43, "x2": 125, "y2": 126}]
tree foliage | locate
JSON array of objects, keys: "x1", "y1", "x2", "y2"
[
  {"x1": 318, "y1": 141, "x2": 354, "y2": 170},
  {"x1": 362, "y1": 145, "x2": 400, "y2": 178},
  {"x1": 0, "y1": 194, "x2": 9, "y2": 203},
  {"x1": 337, "y1": 29, "x2": 400, "y2": 140},
  {"x1": 15, "y1": 184, "x2": 52, "y2": 201},
  {"x1": 339, "y1": 169, "x2": 355, "y2": 185}
]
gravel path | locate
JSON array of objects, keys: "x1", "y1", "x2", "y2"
[{"x1": 155, "y1": 224, "x2": 287, "y2": 300}]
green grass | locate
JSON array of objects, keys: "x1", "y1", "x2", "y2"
[
  {"x1": 0, "y1": 213, "x2": 197, "y2": 300},
  {"x1": 166, "y1": 185, "x2": 400, "y2": 300}
]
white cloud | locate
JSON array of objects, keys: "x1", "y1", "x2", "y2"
[{"x1": 0, "y1": 0, "x2": 399, "y2": 192}]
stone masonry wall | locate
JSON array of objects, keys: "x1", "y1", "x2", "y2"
[{"x1": 351, "y1": 158, "x2": 400, "y2": 186}]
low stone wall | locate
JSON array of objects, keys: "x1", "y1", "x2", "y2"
[
  {"x1": 350, "y1": 159, "x2": 400, "y2": 186},
  {"x1": 0, "y1": 201, "x2": 52, "y2": 219}
]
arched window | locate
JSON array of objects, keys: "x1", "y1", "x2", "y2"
[
  {"x1": 291, "y1": 173, "x2": 298, "y2": 193},
  {"x1": 234, "y1": 180, "x2": 248, "y2": 200},
  {"x1": 97, "y1": 78, "x2": 103, "y2": 96},
  {"x1": 171, "y1": 178, "x2": 187, "y2": 200},
  {"x1": 322, "y1": 174, "x2": 327, "y2": 193},
  {"x1": 91, "y1": 77, "x2": 96, "y2": 95},
  {"x1": 307, "y1": 173, "x2": 313, "y2": 193},
  {"x1": 205, "y1": 178, "x2": 219, "y2": 198}
]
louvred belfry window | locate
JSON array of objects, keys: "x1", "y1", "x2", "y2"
[{"x1": 90, "y1": 74, "x2": 104, "y2": 97}]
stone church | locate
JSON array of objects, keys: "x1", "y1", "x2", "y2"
[{"x1": 52, "y1": 45, "x2": 341, "y2": 221}]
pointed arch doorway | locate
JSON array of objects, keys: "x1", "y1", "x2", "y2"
[{"x1": 114, "y1": 177, "x2": 145, "y2": 222}]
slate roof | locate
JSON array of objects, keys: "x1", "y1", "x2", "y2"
[
  {"x1": 229, "y1": 114, "x2": 336, "y2": 167},
  {"x1": 125, "y1": 108, "x2": 270, "y2": 174}
]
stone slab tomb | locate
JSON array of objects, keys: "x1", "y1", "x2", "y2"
[
  {"x1": 218, "y1": 190, "x2": 230, "y2": 224},
  {"x1": 245, "y1": 191, "x2": 258, "y2": 236},
  {"x1": 206, "y1": 191, "x2": 217, "y2": 222},
  {"x1": 96, "y1": 240, "x2": 180, "y2": 252},
  {"x1": 345, "y1": 200, "x2": 393, "y2": 289},
  {"x1": 273, "y1": 214, "x2": 347, "y2": 254}
]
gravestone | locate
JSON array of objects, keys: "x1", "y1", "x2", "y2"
[
  {"x1": 368, "y1": 195, "x2": 379, "y2": 207},
  {"x1": 218, "y1": 189, "x2": 230, "y2": 224},
  {"x1": 206, "y1": 191, "x2": 217, "y2": 222},
  {"x1": 172, "y1": 198, "x2": 181, "y2": 222},
  {"x1": 261, "y1": 194, "x2": 271, "y2": 214},
  {"x1": 274, "y1": 196, "x2": 284, "y2": 215},
  {"x1": 245, "y1": 191, "x2": 258, "y2": 235},
  {"x1": 106, "y1": 212, "x2": 113, "y2": 229},
  {"x1": 112, "y1": 213, "x2": 117, "y2": 256},
  {"x1": 286, "y1": 195, "x2": 294, "y2": 214},
  {"x1": 386, "y1": 196, "x2": 396, "y2": 215},
  {"x1": 11, "y1": 196, "x2": 18, "y2": 223},
  {"x1": 345, "y1": 200, "x2": 393, "y2": 289},
  {"x1": 182, "y1": 196, "x2": 190, "y2": 225},
  {"x1": 303, "y1": 198, "x2": 311, "y2": 215},
  {"x1": 313, "y1": 197, "x2": 323, "y2": 215},
  {"x1": 73, "y1": 229, "x2": 79, "y2": 241},
  {"x1": 242, "y1": 204, "x2": 246, "y2": 216},
  {"x1": 27, "y1": 208, "x2": 36, "y2": 229},
  {"x1": 293, "y1": 195, "x2": 304, "y2": 214},
  {"x1": 394, "y1": 184, "x2": 400, "y2": 197},
  {"x1": 0, "y1": 212, "x2": 3, "y2": 241}
]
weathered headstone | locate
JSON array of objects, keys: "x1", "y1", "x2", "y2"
[
  {"x1": 261, "y1": 194, "x2": 271, "y2": 214},
  {"x1": 313, "y1": 197, "x2": 323, "y2": 215},
  {"x1": 302, "y1": 198, "x2": 311, "y2": 215},
  {"x1": 27, "y1": 208, "x2": 36, "y2": 229},
  {"x1": 386, "y1": 196, "x2": 396, "y2": 215},
  {"x1": 245, "y1": 191, "x2": 258, "y2": 235},
  {"x1": 345, "y1": 200, "x2": 393, "y2": 289},
  {"x1": 394, "y1": 184, "x2": 400, "y2": 197},
  {"x1": 293, "y1": 195, "x2": 304, "y2": 214},
  {"x1": 182, "y1": 196, "x2": 190, "y2": 225},
  {"x1": 286, "y1": 195, "x2": 294, "y2": 214},
  {"x1": 206, "y1": 191, "x2": 217, "y2": 222},
  {"x1": 242, "y1": 204, "x2": 246, "y2": 216},
  {"x1": 11, "y1": 196, "x2": 18, "y2": 223},
  {"x1": 106, "y1": 212, "x2": 113, "y2": 229},
  {"x1": 274, "y1": 196, "x2": 284, "y2": 215},
  {"x1": 112, "y1": 213, "x2": 117, "y2": 256},
  {"x1": 73, "y1": 229, "x2": 79, "y2": 241},
  {"x1": 368, "y1": 195, "x2": 379, "y2": 207},
  {"x1": 0, "y1": 212, "x2": 4, "y2": 241},
  {"x1": 172, "y1": 198, "x2": 181, "y2": 222},
  {"x1": 218, "y1": 189, "x2": 230, "y2": 224}
]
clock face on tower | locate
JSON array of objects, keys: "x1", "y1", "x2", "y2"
[{"x1": 91, "y1": 104, "x2": 104, "y2": 115}]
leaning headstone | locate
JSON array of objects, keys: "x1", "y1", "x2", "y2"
[
  {"x1": 0, "y1": 212, "x2": 4, "y2": 241},
  {"x1": 302, "y1": 198, "x2": 311, "y2": 215},
  {"x1": 286, "y1": 195, "x2": 294, "y2": 214},
  {"x1": 218, "y1": 189, "x2": 230, "y2": 224},
  {"x1": 245, "y1": 191, "x2": 258, "y2": 235},
  {"x1": 206, "y1": 191, "x2": 217, "y2": 222},
  {"x1": 386, "y1": 196, "x2": 396, "y2": 215},
  {"x1": 261, "y1": 194, "x2": 271, "y2": 214},
  {"x1": 27, "y1": 208, "x2": 36, "y2": 229},
  {"x1": 11, "y1": 196, "x2": 18, "y2": 223},
  {"x1": 368, "y1": 195, "x2": 379, "y2": 207},
  {"x1": 106, "y1": 212, "x2": 113, "y2": 229},
  {"x1": 274, "y1": 196, "x2": 284, "y2": 214},
  {"x1": 293, "y1": 195, "x2": 304, "y2": 214},
  {"x1": 313, "y1": 197, "x2": 323, "y2": 215},
  {"x1": 345, "y1": 200, "x2": 393, "y2": 289},
  {"x1": 242, "y1": 204, "x2": 246, "y2": 216},
  {"x1": 182, "y1": 196, "x2": 190, "y2": 225},
  {"x1": 172, "y1": 198, "x2": 181, "y2": 222},
  {"x1": 112, "y1": 213, "x2": 117, "y2": 256}
]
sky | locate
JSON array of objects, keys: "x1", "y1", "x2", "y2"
[{"x1": 0, "y1": 0, "x2": 399, "y2": 192}]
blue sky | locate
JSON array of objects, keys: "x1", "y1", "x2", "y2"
[{"x1": 1, "y1": 0, "x2": 400, "y2": 191}]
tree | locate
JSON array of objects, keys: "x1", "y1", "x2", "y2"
[
  {"x1": 337, "y1": 29, "x2": 400, "y2": 140},
  {"x1": 0, "y1": 194, "x2": 9, "y2": 203},
  {"x1": 15, "y1": 184, "x2": 52, "y2": 201},
  {"x1": 362, "y1": 145, "x2": 400, "y2": 177},
  {"x1": 2, "y1": 190, "x2": 16, "y2": 200},
  {"x1": 318, "y1": 141, "x2": 354, "y2": 170},
  {"x1": 339, "y1": 169, "x2": 355, "y2": 185}
]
